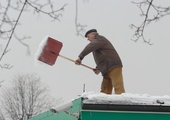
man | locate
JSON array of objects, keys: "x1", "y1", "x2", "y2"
[{"x1": 75, "y1": 29, "x2": 125, "y2": 94}]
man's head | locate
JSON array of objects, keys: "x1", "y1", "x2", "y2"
[{"x1": 85, "y1": 29, "x2": 97, "y2": 41}]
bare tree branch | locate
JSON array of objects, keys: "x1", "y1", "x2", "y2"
[
  {"x1": 0, "y1": 109, "x2": 6, "y2": 120},
  {"x1": 0, "y1": 73, "x2": 62, "y2": 120},
  {"x1": 130, "y1": 0, "x2": 170, "y2": 45},
  {"x1": 0, "y1": 64, "x2": 13, "y2": 69},
  {"x1": 26, "y1": 1, "x2": 68, "y2": 21},
  {"x1": 0, "y1": 0, "x2": 67, "y2": 69},
  {"x1": 0, "y1": 0, "x2": 27, "y2": 62},
  {"x1": 0, "y1": 80, "x2": 4, "y2": 88},
  {"x1": 75, "y1": 0, "x2": 87, "y2": 37}
]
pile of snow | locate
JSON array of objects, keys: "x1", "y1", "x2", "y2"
[
  {"x1": 81, "y1": 92, "x2": 170, "y2": 106},
  {"x1": 34, "y1": 35, "x2": 51, "y2": 66},
  {"x1": 35, "y1": 36, "x2": 49, "y2": 60}
]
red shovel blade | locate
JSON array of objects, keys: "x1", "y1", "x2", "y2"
[{"x1": 38, "y1": 37, "x2": 63, "y2": 65}]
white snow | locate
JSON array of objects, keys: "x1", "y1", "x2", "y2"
[
  {"x1": 52, "y1": 101, "x2": 73, "y2": 113},
  {"x1": 81, "y1": 92, "x2": 170, "y2": 106},
  {"x1": 34, "y1": 35, "x2": 51, "y2": 66}
]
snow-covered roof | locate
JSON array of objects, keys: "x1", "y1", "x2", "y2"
[{"x1": 81, "y1": 92, "x2": 170, "y2": 106}]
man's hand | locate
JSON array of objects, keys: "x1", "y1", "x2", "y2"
[
  {"x1": 93, "y1": 68, "x2": 100, "y2": 75},
  {"x1": 75, "y1": 58, "x2": 81, "y2": 65}
]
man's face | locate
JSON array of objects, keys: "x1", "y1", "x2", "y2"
[{"x1": 87, "y1": 32, "x2": 95, "y2": 41}]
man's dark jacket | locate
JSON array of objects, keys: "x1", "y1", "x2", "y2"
[{"x1": 79, "y1": 34, "x2": 122, "y2": 75}]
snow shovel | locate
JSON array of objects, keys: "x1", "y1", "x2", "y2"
[{"x1": 38, "y1": 36, "x2": 93, "y2": 70}]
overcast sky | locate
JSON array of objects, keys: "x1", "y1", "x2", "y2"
[{"x1": 1, "y1": 0, "x2": 170, "y2": 101}]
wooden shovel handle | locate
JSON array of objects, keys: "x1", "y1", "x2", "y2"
[{"x1": 59, "y1": 54, "x2": 93, "y2": 70}]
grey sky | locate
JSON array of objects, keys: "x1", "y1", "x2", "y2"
[{"x1": 1, "y1": 0, "x2": 170, "y2": 101}]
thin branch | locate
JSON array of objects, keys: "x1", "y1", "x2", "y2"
[
  {"x1": 0, "y1": 80, "x2": 4, "y2": 88},
  {"x1": 131, "y1": 0, "x2": 170, "y2": 45},
  {"x1": 0, "y1": 0, "x2": 68, "y2": 66},
  {"x1": 26, "y1": 1, "x2": 68, "y2": 21},
  {"x1": 130, "y1": 0, "x2": 153, "y2": 45},
  {"x1": 1, "y1": 73, "x2": 61, "y2": 119},
  {"x1": 75, "y1": 0, "x2": 87, "y2": 37},
  {"x1": 14, "y1": 33, "x2": 31, "y2": 55},
  {"x1": 0, "y1": 64, "x2": 13, "y2": 69},
  {"x1": 0, "y1": 0, "x2": 27, "y2": 61}
]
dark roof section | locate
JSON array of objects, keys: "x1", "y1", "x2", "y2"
[{"x1": 82, "y1": 103, "x2": 170, "y2": 113}]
